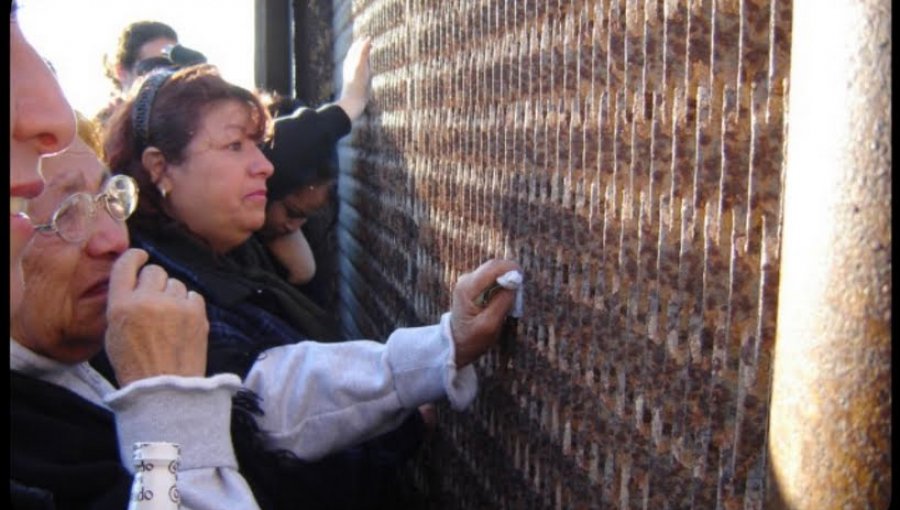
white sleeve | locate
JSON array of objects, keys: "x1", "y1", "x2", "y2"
[
  {"x1": 105, "y1": 373, "x2": 261, "y2": 510},
  {"x1": 243, "y1": 312, "x2": 478, "y2": 461}
]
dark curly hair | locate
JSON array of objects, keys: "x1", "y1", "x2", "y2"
[{"x1": 104, "y1": 20, "x2": 178, "y2": 89}]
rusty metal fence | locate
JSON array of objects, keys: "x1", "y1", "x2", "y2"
[{"x1": 331, "y1": 0, "x2": 792, "y2": 507}]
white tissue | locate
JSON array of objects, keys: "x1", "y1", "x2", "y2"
[
  {"x1": 496, "y1": 270, "x2": 523, "y2": 289},
  {"x1": 496, "y1": 270, "x2": 524, "y2": 318}
]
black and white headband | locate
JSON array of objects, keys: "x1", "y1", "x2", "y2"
[{"x1": 132, "y1": 68, "x2": 175, "y2": 149}]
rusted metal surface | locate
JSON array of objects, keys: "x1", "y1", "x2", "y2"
[
  {"x1": 767, "y1": 0, "x2": 892, "y2": 508},
  {"x1": 332, "y1": 0, "x2": 792, "y2": 507}
]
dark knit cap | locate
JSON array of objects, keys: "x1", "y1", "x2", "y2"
[{"x1": 263, "y1": 104, "x2": 351, "y2": 201}]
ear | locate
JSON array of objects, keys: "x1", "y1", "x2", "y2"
[{"x1": 141, "y1": 147, "x2": 171, "y2": 192}]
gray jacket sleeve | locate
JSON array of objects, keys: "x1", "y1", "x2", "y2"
[
  {"x1": 105, "y1": 374, "x2": 261, "y2": 510},
  {"x1": 243, "y1": 312, "x2": 478, "y2": 460}
]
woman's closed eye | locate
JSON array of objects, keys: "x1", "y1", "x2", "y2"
[{"x1": 226, "y1": 140, "x2": 244, "y2": 151}]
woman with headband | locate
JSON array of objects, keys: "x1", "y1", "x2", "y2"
[{"x1": 103, "y1": 64, "x2": 520, "y2": 509}]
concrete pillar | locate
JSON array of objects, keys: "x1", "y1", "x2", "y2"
[{"x1": 767, "y1": 0, "x2": 891, "y2": 508}]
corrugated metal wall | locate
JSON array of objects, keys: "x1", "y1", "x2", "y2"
[{"x1": 331, "y1": 0, "x2": 791, "y2": 507}]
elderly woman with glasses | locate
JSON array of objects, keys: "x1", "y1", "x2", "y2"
[
  {"x1": 12, "y1": 123, "x2": 137, "y2": 363},
  {"x1": 12, "y1": 4, "x2": 272, "y2": 508},
  {"x1": 10, "y1": 111, "x2": 259, "y2": 509},
  {"x1": 102, "y1": 63, "x2": 521, "y2": 509}
]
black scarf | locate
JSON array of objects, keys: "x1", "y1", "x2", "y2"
[
  {"x1": 10, "y1": 370, "x2": 132, "y2": 510},
  {"x1": 138, "y1": 222, "x2": 340, "y2": 348}
]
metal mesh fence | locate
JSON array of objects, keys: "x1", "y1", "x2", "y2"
[{"x1": 332, "y1": 0, "x2": 791, "y2": 507}]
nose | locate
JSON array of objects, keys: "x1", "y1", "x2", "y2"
[
  {"x1": 251, "y1": 144, "x2": 275, "y2": 178},
  {"x1": 11, "y1": 24, "x2": 76, "y2": 157},
  {"x1": 84, "y1": 210, "x2": 130, "y2": 259}
]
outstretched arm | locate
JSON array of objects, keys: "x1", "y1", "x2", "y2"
[
  {"x1": 334, "y1": 37, "x2": 373, "y2": 122},
  {"x1": 241, "y1": 259, "x2": 521, "y2": 461}
]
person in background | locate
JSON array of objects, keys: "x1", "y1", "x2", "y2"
[
  {"x1": 258, "y1": 170, "x2": 334, "y2": 285},
  {"x1": 259, "y1": 35, "x2": 372, "y2": 309},
  {"x1": 99, "y1": 19, "x2": 369, "y2": 160},
  {"x1": 253, "y1": 35, "x2": 371, "y2": 287},
  {"x1": 102, "y1": 63, "x2": 518, "y2": 509},
  {"x1": 106, "y1": 20, "x2": 370, "y2": 127},
  {"x1": 105, "y1": 20, "x2": 178, "y2": 92},
  {"x1": 94, "y1": 20, "x2": 179, "y2": 123}
]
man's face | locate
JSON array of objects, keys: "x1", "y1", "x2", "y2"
[
  {"x1": 10, "y1": 15, "x2": 76, "y2": 314},
  {"x1": 261, "y1": 181, "x2": 333, "y2": 239},
  {"x1": 119, "y1": 36, "x2": 177, "y2": 91},
  {"x1": 11, "y1": 138, "x2": 130, "y2": 364}
]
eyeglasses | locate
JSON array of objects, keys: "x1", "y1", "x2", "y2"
[{"x1": 33, "y1": 174, "x2": 139, "y2": 243}]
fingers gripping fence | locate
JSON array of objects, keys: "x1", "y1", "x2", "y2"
[{"x1": 332, "y1": 0, "x2": 793, "y2": 507}]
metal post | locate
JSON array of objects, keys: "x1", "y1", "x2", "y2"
[
  {"x1": 254, "y1": 0, "x2": 293, "y2": 96},
  {"x1": 767, "y1": 0, "x2": 891, "y2": 508}
]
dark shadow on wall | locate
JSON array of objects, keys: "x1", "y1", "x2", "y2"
[
  {"x1": 292, "y1": 3, "x2": 433, "y2": 506},
  {"x1": 334, "y1": 45, "x2": 437, "y2": 510}
]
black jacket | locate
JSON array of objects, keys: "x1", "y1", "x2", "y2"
[{"x1": 10, "y1": 371, "x2": 132, "y2": 510}]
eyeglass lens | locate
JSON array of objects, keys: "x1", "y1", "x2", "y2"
[
  {"x1": 54, "y1": 193, "x2": 95, "y2": 242},
  {"x1": 104, "y1": 175, "x2": 138, "y2": 220},
  {"x1": 47, "y1": 175, "x2": 138, "y2": 242}
]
